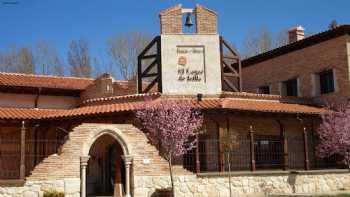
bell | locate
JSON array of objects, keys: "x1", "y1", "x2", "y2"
[{"x1": 185, "y1": 13, "x2": 193, "y2": 28}]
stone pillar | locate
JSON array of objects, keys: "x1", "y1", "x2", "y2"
[
  {"x1": 80, "y1": 156, "x2": 90, "y2": 197},
  {"x1": 122, "y1": 155, "x2": 133, "y2": 197}
]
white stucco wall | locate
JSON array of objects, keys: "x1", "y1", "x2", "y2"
[
  {"x1": 160, "y1": 34, "x2": 222, "y2": 95},
  {"x1": 0, "y1": 93, "x2": 79, "y2": 109}
]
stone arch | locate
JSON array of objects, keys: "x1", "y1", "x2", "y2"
[
  {"x1": 80, "y1": 125, "x2": 133, "y2": 197},
  {"x1": 82, "y1": 127, "x2": 131, "y2": 157}
]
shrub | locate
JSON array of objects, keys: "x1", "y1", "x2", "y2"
[{"x1": 43, "y1": 190, "x2": 64, "y2": 197}]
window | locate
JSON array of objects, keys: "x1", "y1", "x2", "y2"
[
  {"x1": 258, "y1": 86, "x2": 270, "y2": 94},
  {"x1": 283, "y1": 78, "x2": 298, "y2": 96},
  {"x1": 319, "y1": 70, "x2": 334, "y2": 94}
]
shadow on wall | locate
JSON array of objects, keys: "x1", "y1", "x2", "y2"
[{"x1": 150, "y1": 188, "x2": 172, "y2": 197}]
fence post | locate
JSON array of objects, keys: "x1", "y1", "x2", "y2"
[
  {"x1": 303, "y1": 127, "x2": 310, "y2": 170},
  {"x1": 278, "y1": 121, "x2": 288, "y2": 170},
  {"x1": 249, "y1": 125, "x2": 256, "y2": 171},
  {"x1": 218, "y1": 121, "x2": 226, "y2": 172},
  {"x1": 20, "y1": 121, "x2": 26, "y2": 179},
  {"x1": 195, "y1": 134, "x2": 200, "y2": 174}
]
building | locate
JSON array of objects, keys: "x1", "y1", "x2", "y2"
[
  {"x1": 0, "y1": 4, "x2": 349, "y2": 197},
  {"x1": 242, "y1": 25, "x2": 350, "y2": 105}
]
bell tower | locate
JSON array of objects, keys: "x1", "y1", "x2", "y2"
[{"x1": 138, "y1": 4, "x2": 241, "y2": 95}]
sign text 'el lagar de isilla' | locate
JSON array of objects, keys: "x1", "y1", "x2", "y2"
[{"x1": 176, "y1": 46, "x2": 206, "y2": 83}]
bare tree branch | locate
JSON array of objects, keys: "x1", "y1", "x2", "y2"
[
  {"x1": 35, "y1": 40, "x2": 64, "y2": 76},
  {"x1": 68, "y1": 38, "x2": 92, "y2": 77},
  {"x1": 107, "y1": 31, "x2": 152, "y2": 80}
]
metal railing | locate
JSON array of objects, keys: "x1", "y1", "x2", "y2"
[
  {"x1": 0, "y1": 139, "x2": 63, "y2": 179},
  {"x1": 183, "y1": 137, "x2": 344, "y2": 173}
]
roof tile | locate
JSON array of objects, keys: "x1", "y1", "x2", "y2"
[
  {"x1": 0, "y1": 96, "x2": 324, "y2": 120},
  {"x1": 0, "y1": 72, "x2": 93, "y2": 90}
]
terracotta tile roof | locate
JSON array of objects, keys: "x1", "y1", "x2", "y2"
[
  {"x1": 0, "y1": 107, "x2": 64, "y2": 120},
  {"x1": 221, "y1": 98, "x2": 324, "y2": 114},
  {"x1": 221, "y1": 91, "x2": 315, "y2": 105},
  {"x1": 0, "y1": 95, "x2": 324, "y2": 120},
  {"x1": 45, "y1": 101, "x2": 146, "y2": 119},
  {"x1": 0, "y1": 72, "x2": 93, "y2": 90}
]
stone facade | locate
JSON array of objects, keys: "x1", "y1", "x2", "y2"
[
  {"x1": 242, "y1": 35, "x2": 350, "y2": 105},
  {"x1": 134, "y1": 171, "x2": 350, "y2": 197},
  {"x1": 2, "y1": 171, "x2": 349, "y2": 197},
  {"x1": 0, "y1": 178, "x2": 80, "y2": 197},
  {"x1": 1, "y1": 171, "x2": 349, "y2": 197}
]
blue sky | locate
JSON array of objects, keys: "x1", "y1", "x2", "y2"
[{"x1": 0, "y1": 0, "x2": 349, "y2": 76}]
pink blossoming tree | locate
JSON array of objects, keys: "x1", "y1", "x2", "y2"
[
  {"x1": 136, "y1": 99, "x2": 203, "y2": 196},
  {"x1": 317, "y1": 105, "x2": 350, "y2": 171}
]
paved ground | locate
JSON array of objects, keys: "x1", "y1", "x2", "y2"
[{"x1": 269, "y1": 191, "x2": 350, "y2": 197}]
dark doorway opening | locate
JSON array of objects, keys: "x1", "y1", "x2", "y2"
[{"x1": 87, "y1": 134, "x2": 125, "y2": 197}]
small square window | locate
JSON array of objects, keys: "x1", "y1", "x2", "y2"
[
  {"x1": 283, "y1": 78, "x2": 298, "y2": 96},
  {"x1": 319, "y1": 70, "x2": 334, "y2": 94},
  {"x1": 258, "y1": 86, "x2": 270, "y2": 94}
]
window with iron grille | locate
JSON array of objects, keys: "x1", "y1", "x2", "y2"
[{"x1": 319, "y1": 70, "x2": 334, "y2": 94}]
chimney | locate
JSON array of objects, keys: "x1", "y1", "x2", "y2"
[{"x1": 288, "y1": 26, "x2": 305, "y2": 43}]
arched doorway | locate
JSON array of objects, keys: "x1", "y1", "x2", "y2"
[{"x1": 86, "y1": 134, "x2": 125, "y2": 197}]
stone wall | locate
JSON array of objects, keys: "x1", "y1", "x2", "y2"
[
  {"x1": 0, "y1": 178, "x2": 80, "y2": 197},
  {"x1": 134, "y1": 171, "x2": 350, "y2": 197},
  {"x1": 2, "y1": 171, "x2": 349, "y2": 197}
]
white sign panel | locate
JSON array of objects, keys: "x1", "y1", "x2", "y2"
[
  {"x1": 161, "y1": 34, "x2": 222, "y2": 95},
  {"x1": 176, "y1": 46, "x2": 206, "y2": 83}
]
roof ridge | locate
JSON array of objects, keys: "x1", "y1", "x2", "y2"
[
  {"x1": 0, "y1": 72, "x2": 137, "y2": 83},
  {"x1": 81, "y1": 92, "x2": 161, "y2": 105},
  {"x1": 0, "y1": 71, "x2": 94, "y2": 81}
]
